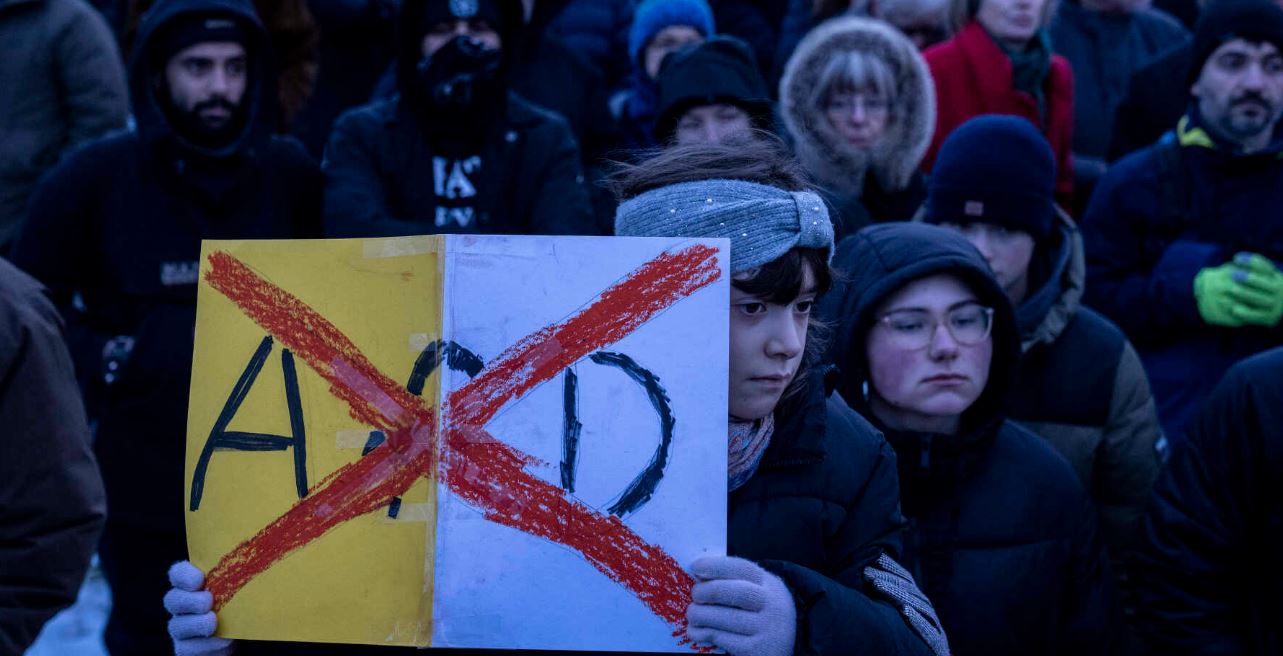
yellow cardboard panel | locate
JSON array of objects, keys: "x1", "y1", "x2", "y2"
[{"x1": 185, "y1": 237, "x2": 443, "y2": 646}]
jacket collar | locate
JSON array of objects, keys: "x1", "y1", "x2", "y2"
[
  {"x1": 1018, "y1": 209, "x2": 1084, "y2": 351},
  {"x1": 1178, "y1": 111, "x2": 1283, "y2": 159},
  {"x1": 758, "y1": 368, "x2": 832, "y2": 468}
]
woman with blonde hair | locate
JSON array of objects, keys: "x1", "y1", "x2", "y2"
[{"x1": 780, "y1": 16, "x2": 935, "y2": 239}]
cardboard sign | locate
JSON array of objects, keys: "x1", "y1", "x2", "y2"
[{"x1": 185, "y1": 235, "x2": 729, "y2": 650}]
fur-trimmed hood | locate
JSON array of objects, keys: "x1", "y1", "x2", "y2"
[{"x1": 780, "y1": 16, "x2": 935, "y2": 197}]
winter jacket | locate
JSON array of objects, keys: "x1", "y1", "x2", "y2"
[
  {"x1": 0, "y1": 259, "x2": 106, "y2": 654},
  {"x1": 780, "y1": 17, "x2": 933, "y2": 239},
  {"x1": 0, "y1": 0, "x2": 127, "y2": 252},
  {"x1": 1050, "y1": 0, "x2": 1187, "y2": 206},
  {"x1": 1108, "y1": 41, "x2": 1192, "y2": 160},
  {"x1": 1131, "y1": 347, "x2": 1283, "y2": 655},
  {"x1": 1003, "y1": 212, "x2": 1161, "y2": 559},
  {"x1": 231, "y1": 372, "x2": 946, "y2": 656},
  {"x1": 11, "y1": 0, "x2": 322, "y2": 537},
  {"x1": 1081, "y1": 113, "x2": 1283, "y2": 439},
  {"x1": 322, "y1": 93, "x2": 597, "y2": 237},
  {"x1": 822, "y1": 222, "x2": 1117, "y2": 656},
  {"x1": 922, "y1": 21, "x2": 1075, "y2": 210},
  {"x1": 539, "y1": 0, "x2": 634, "y2": 93}
]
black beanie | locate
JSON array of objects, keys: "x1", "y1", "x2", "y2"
[
  {"x1": 925, "y1": 115, "x2": 1056, "y2": 242},
  {"x1": 653, "y1": 36, "x2": 772, "y2": 142},
  {"x1": 1190, "y1": 0, "x2": 1283, "y2": 84},
  {"x1": 419, "y1": 0, "x2": 507, "y2": 41},
  {"x1": 152, "y1": 13, "x2": 250, "y2": 66}
]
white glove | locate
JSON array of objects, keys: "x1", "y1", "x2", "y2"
[
  {"x1": 687, "y1": 556, "x2": 797, "y2": 656},
  {"x1": 164, "y1": 561, "x2": 236, "y2": 656}
]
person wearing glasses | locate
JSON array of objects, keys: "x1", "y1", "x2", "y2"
[
  {"x1": 820, "y1": 220, "x2": 1117, "y2": 655},
  {"x1": 779, "y1": 16, "x2": 935, "y2": 239},
  {"x1": 923, "y1": 117, "x2": 1162, "y2": 605}
]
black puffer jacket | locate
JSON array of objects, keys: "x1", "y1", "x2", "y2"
[
  {"x1": 1132, "y1": 347, "x2": 1283, "y2": 655},
  {"x1": 821, "y1": 222, "x2": 1118, "y2": 655}
]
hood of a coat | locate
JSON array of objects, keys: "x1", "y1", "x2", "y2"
[
  {"x1": 822, "y1": 222, "x2": 1021, "y2": 436},
  {"x1": 129, "y1": 0, "x2": 274, "y2": 159},
  {"x1": 0, "y1": 0, "x2": 40, "y2": 12},
  {"x1": 394, "y1": 0, "x2": 523, "y2": 112},
  {"x1": 779, "y1": 16, "x2": 935, "y2": 197},
  {"x1": 1017, "y1": 208, "x2": 1085, "y2": 351}
]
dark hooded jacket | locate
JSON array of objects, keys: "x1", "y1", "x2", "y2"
[
  {"x1": 11, "y1": 0, "x2": 322, "y2": 533},
  {"x1": 779, "y1": 17, "x2": 933, "y2": 240},
  {"x1": 1081, "y1": 112, "x2": 1283, "y2": 439},
  {"x1": 231, "y1": 371, "x2": 943, "y2": 656},
  {"x1": 1131, "y1": 346, "x2": 1283, "y2": 655},
  {"x1": 820, "y1": 222, "x2": 1117, "y2": 655},
  {"x1": 322, "y1": 0, "x2": 596, "y2": 238},
  {"x1": 1108, "y1": 41, "x2": 1192, "y2": 160},
  {"x1": 0, "y1": 259, "x2": 105, "y2": 654},
  {"x1": 949, "y1": 210, "x2": 1163, "y2": 561}
]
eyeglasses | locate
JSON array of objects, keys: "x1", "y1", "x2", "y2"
[
  {"x1": 823, "y1": 93, "x2": 890, "y2": 116},
  {"x1": 874, "y1": 303, "x2": 995, "y2": 350}
]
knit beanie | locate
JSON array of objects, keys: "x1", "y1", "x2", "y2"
[
  {"x1": 152, "y1": 12, "x2": 250, "y2": 67},
  {"x1": 615, "y1": 179, "x2": 834, "y2": 273},
  {"x1": 654, "y1": 36, "x2": 772, "y2": 143},
  {"x1": 925, "y1": 115, "x2": 1056, "y2": 243},
  {"x1": 1190, "y1": 0, "x2": 1283, "y2": 84},
  {"x1": 629, "y1": 0, "x2": 716, "y2": 68}
]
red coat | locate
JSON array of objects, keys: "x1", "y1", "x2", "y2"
[{"x1": 922, "y1": 21, "x2": 1075, "y2": 210}]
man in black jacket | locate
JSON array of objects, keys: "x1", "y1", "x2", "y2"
[
  {"x1": 1132, "y1": 346, "x2": 1283, "y2": 655},
  {"x1": 322, "y1": 0, "x2": 597, "y2": 237},
  {"x1": 0, "y1": 259, "x2": 106, "y2": 654},
  {"x1": 10, "y1": 0, "x2": 322, "y2": 651}
]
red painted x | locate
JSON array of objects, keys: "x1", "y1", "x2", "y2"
[{"x1": 199, "y1": 244, "x2": 722, "y2": 642}]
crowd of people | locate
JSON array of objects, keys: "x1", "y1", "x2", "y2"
[{"x1": 3, "y1": 0, "x2": 1283, "y2": 654}]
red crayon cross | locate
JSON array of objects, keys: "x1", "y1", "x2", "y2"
[{"x1": 200, "y1": 244, "x2": 722, "y2": 644}]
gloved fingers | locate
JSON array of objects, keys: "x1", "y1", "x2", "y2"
[
  {"x1": 1234, "y1": 269, "x2": 1283, "y2": 295},
  {"x1": 173, "y1": 636, "x2": 236, "y2": 656},
  {"x1": 691, "y1": 578, "x2": 766, "y2": 611},
  {"x1": 169, "y1": 610, "x2": 218, "y2": 640},
  {"x1": 169, "y1": 561, "x2": 206, "y2": 592},
  {"x1": 1234, "y1": 252, "x2": 1279, "y2": 275},
  {"x1": 688, "y1": 627, "x2": 754, "y2": 656},
  {"x1": 164, "y1": 587, "x2": 213, "y2": 615},
  {"x1": 1226, "y1": 281, "x2": 1277, "y2": 309},
  {"x1": 1230, "y1": 303, "x2": 1279, "y2": 326},
  {"x1": 690, "y1": 556, "x2": 765, "y2": 584},
  {"x1": 688, "y1": 602, "x2": 760, "y2": 636}
]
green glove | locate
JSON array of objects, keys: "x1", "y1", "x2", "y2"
[
  {"x1": 1195, "y1": 253, "x2": 1283, "y2": 327},
  {"x1": 1229, "y1": 254, "x2": 1283, "y2": 326}
]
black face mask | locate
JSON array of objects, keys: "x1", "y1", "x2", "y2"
[{"x1": 416, "y1": 35, "x2": 502, "y2": 110}]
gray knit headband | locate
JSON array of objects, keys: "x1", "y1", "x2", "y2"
[{"x1": 614, "y1": 179, "x2": 835, "y2": 273}]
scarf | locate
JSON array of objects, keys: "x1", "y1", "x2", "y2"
[
  {"x1": 728, "y1": 413, "x2": 775, "y2": 491},
  {"x1": 997, "y1": 29, "x2": 1052, "y2": 124}
]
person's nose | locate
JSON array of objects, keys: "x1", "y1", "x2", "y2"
[
  {"x1": 703, "y1": 122, "x2": 723, "y2": 144},
  {"x1": 971, "y1": 233, "x2": 996, "y2": 265},
  {"x1": 926, "y1": 318, "x2": 961, "y2": 361},
  {"x1": 209, "y1": 66, "x2": 230, "y2": 95},
  {"x1": 764, "y1": 311, "x2": 804, "y2": 361},
  {"x1": 848, "y1": 102, "x2": 868, "y2": 125},
  {"x1": 1242, "y1": 61, "x2": 1267, "y2": 91}
]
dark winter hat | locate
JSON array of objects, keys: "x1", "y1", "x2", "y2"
[
  {"x1": 151, "y1": 12, "x2": 250, "y2": 66},
  {"x1": 629, "y1": 0, "x2": 716, "y2": 68},
  {"x1": 654, "y1": 37, "x2": 772, "y2": 142},
  {"x1": 419, "y1": 0, "x2": 507, "y2": 39},
  {"x1": 1190, "y1": 0, "x2": 1283, "y2": 84},
  {"x1": 925, "y1": 115, "x2": 1056, "y2": 243}
]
